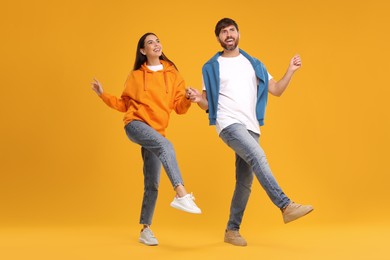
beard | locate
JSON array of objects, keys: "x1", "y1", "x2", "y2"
[{"x1": 219, "y1": 36, "x2": 239, "y2": 51}]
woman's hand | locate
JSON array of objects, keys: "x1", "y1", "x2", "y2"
[
  {"x1": 91, "y1": 78, "x2": 103, "y2": 96},
  {"x1": 186, "y1": 87, "x2": 202, "y2": 103}
]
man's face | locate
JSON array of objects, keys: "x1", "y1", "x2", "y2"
[{"x1": 217, "y1": 25, "x2": 240, "y2": 51}]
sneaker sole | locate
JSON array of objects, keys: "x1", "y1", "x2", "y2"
[
  {"x1": 170, "y1": 202, "x2": 202, "y2": 214},
  {"x1": 224, "y1": 239, "x2": 247, "y2": 246},
  {"x1": 139, "y1": 238, "x2": 158, "y2": 246}
]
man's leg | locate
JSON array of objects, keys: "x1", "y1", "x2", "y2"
[
  {"x1": 224, "y1": 154, "x2": 253, "y2": 246},
  {"x1": 220, "y1": 123, "x2": 290, "y2": 208},
  {"x1": 227, "y1": 154, "x2": 253, "y2": 230},
  {"x1": 220, "y1": 123, "x2": 313, "y2": 224}
]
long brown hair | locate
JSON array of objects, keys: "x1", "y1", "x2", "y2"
[{"x1": 133, "y1": 32, "x2": 178, "y2": 71}]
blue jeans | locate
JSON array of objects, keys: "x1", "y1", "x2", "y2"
[
  {"x1": 219, "y1": 123, "x2": 291, "y2": 230},
  {"x1": 125, "y1": 120, "x2": 184, "y2": 225}
]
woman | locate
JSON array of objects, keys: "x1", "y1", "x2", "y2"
[{"x1": 91, "y1": 32, "x2": 201, "y2": 246}]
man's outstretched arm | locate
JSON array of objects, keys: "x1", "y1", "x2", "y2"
[{"x1": 268, "y1": 55, "x2": 302, "y2": 97}]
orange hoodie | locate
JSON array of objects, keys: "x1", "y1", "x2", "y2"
[{"x1": 100, "y1": 60, "x2": 191, "y2": 136}]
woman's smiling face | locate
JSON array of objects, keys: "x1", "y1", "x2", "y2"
[{"x1": 141, "y1": 34, "x2": 163, "y2": 59}]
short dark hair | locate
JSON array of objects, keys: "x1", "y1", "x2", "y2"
[{"x1": 214, "y1": 18, "x2": 239, "y2": 37}]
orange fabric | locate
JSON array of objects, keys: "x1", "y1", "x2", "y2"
[{"x1": 100, "y1": 60, "x2": 191, "y2": 136}]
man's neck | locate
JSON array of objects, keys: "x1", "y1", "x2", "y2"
[{"x1": 221, "y1": 48, "x2": 240, "y2": 57}]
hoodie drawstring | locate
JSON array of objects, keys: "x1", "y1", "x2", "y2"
[
  {"x1": 163, "y1": 71, "x2": 168, "y2": 93},
  {"x1": 143, "y1": 70, "x2": 168, "y2": 93},
  {"x1": 143, "y1": 70, "x2": 148, "y2": 91},
  {"x1": 141, "y1": 61, "x2": 171, "y2": 93}
]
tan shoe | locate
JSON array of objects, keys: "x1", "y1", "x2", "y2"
[
  {"x1": 282, "y1": 202, "x2": 314, "y2": 224},
  {"x1": 224, "y1": 230, "x2": 247, "y2": 246}
]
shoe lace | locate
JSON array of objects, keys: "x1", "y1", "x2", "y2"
[{"x1": 189, "y1": 192, "x2": 196, "y2": 201}]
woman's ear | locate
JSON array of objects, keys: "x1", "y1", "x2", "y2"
[{"x1": 140, "y1": 48, "x2": 146, "y2": 55}]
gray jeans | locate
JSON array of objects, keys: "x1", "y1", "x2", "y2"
[
  {"x1": 219, "y1": 123, "x2": 291, "y2": 230},
  {"x1": 125, "y1": 120, "x2": 184, "y2": 225}
]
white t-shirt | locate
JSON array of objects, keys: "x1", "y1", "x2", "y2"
[
  {"x1": 147, "y1": 64, "x2": 163, "y2": 71},
  {"x1": 203, "y1": 54, "x2": 272, "y2": 135}
]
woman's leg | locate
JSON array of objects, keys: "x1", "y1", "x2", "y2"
[
  {"x1": 125, "y1": 121, "x2": 184, "y2": 189},
  {"x1": 125, "y1": 121, "x2": 201, "y2": 214},
  {"x1": 139, "y1": 147, "x2": 161, "y2": 226}
]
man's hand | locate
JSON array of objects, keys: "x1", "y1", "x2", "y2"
[{"x1": 289, "y1": 54, "x2": 302, "y2": 72}]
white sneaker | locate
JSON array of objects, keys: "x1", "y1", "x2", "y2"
[
  {"x1": 139, "y1": 227, "x2": 158, "y2": 246},
  {"x1": 170, "y1": 193, "x2": 202, "y2": 214}
]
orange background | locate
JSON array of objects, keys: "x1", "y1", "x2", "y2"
[{"x1": 1, "y1": 0, "x2": 389, "y2": 259}]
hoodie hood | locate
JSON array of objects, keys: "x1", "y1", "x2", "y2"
[{"x1": 139, "y1": 60, "x2": 176, "y2": 93}]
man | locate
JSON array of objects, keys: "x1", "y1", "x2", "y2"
[{"x1": 187, "y1": 18, "x2": 313, "y2": 246}]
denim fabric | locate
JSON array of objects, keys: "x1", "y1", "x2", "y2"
[
  {"x1": 124, "y1": 120, "x2": 184, "y2": 225},
  {"x1": 139, "y1": 147, "x2": 161, "y2": 225},
  {"x1": 219, "y1": 123, "x2": 291, "y2": 230}
]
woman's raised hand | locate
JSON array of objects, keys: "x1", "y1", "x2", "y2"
[{"x1": 91, "y1": 78, "x2": 103, "y2": 96}]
